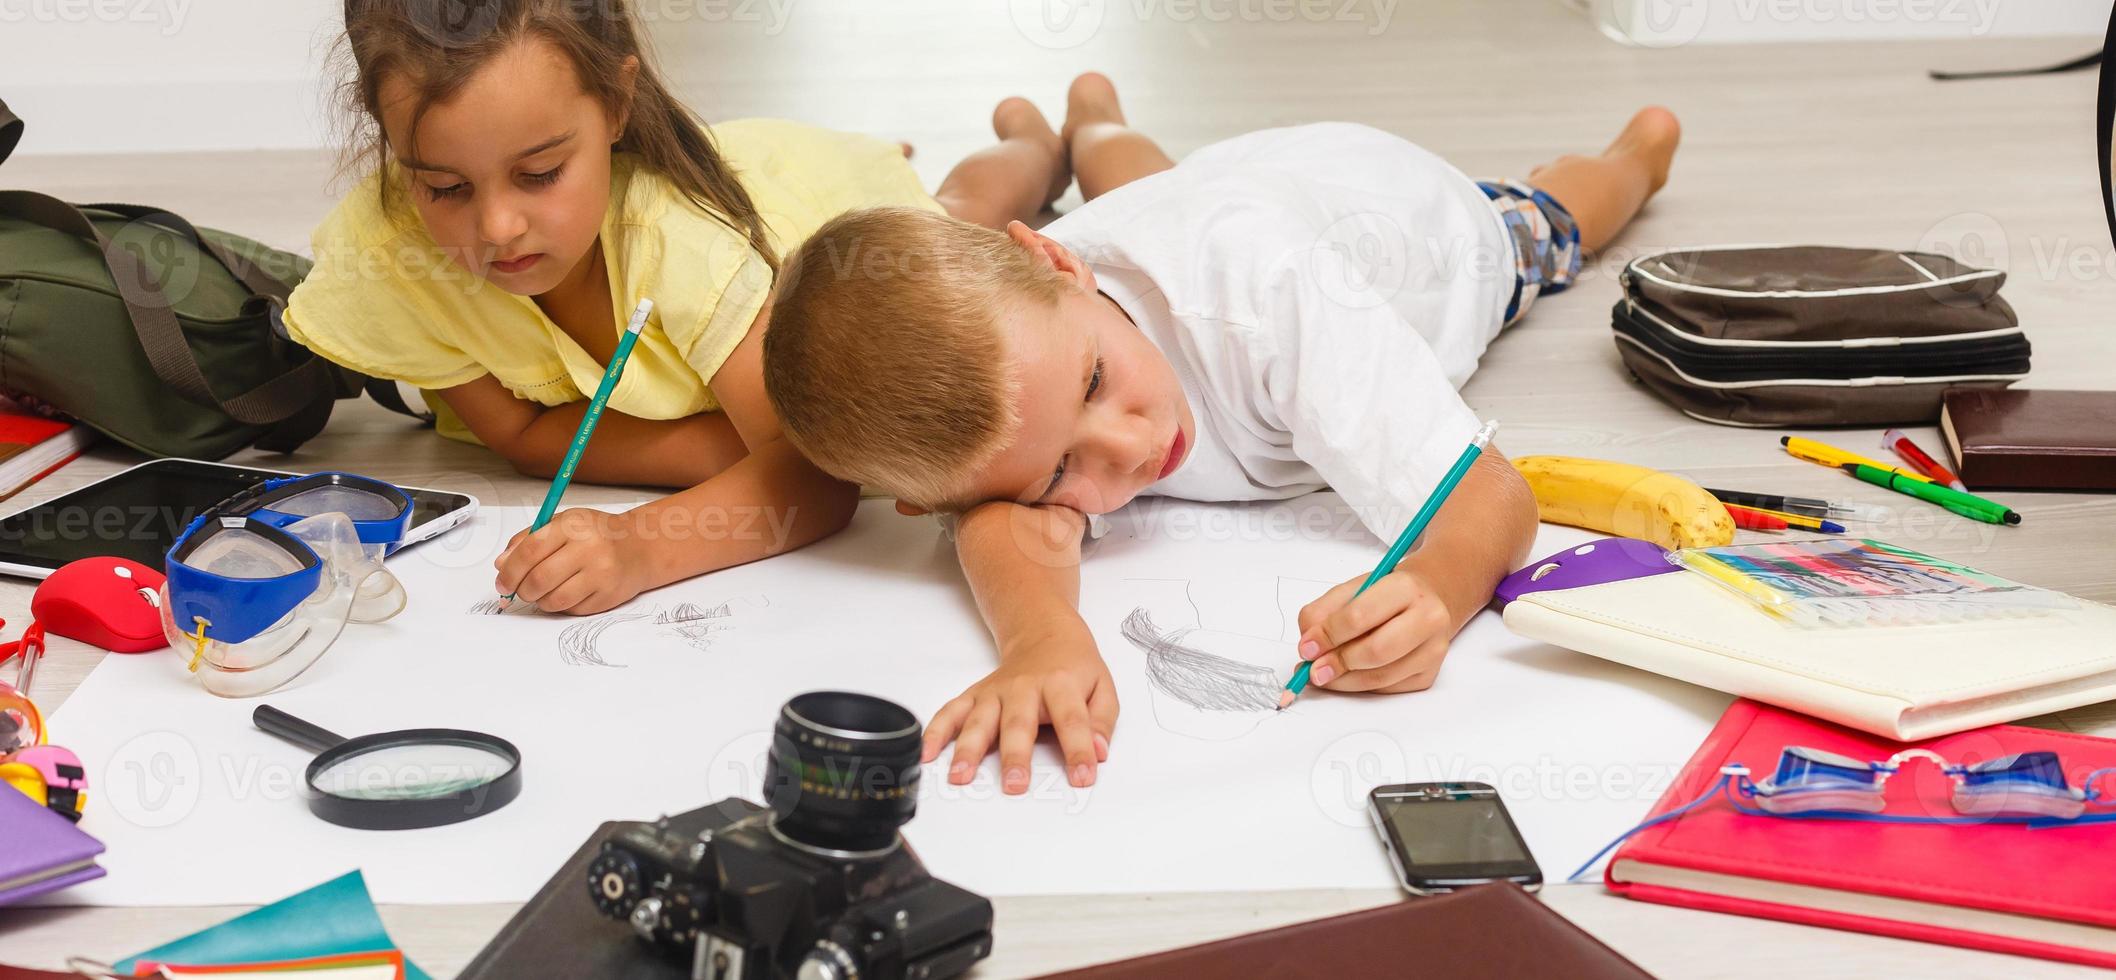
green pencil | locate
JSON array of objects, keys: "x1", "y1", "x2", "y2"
[
  {"x1": 1840, "y1": 462, "x2": 2019, "y2": 526},
  {"x1": 495, "y1": 297, "x2": 654, "y2": 610},
  {"x1": 1280, "y1": 419, "x2": 1499, "y2": 709}
]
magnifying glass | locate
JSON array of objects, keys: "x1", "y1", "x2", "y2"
[{"x1": 253, "y1": 705, "x2": 522, "y2": 830}]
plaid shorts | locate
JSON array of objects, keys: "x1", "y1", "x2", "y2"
[{"x1": 1477, "y1": 179, "x2": 1582, "y2": 326}]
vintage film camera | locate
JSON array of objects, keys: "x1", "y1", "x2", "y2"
[{"x1": 588, "y1": 692, "x2": 993, "y2": 980}]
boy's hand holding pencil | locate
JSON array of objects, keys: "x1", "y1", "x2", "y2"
[
  {"x1": 1280, "y1": 421, "x2": 1521, "y2": 708},
  {"x1": 1295, "y1": 564, "x2": 1457, "y2": 695}
]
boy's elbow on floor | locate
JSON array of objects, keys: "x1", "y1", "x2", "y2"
[{"x1": 1496, "y1": 462, "x2": 1541, "y2": 561}]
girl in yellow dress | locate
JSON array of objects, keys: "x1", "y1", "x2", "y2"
[{"x1": 289, "y1": 0, "x2": 1073, "y2": 614}]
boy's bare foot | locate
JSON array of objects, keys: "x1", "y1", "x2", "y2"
[
  {"x1": 993, "y1": 96, "x2": 1071, "y2": 210},
  {"x1": 1059, "y1": 71, "x2": 1177, "y2": 202},
  {"x1": 1528, "y1": 107, "x2": 1681, "y2": 196},
  {"x1": 1523, "y1": 107, "x2": 1680, "y2": 253},
  {"x1": 1060, "y1": 71, "x2": 1125, "y2": 151},
  {"x1": 1526, "y1": 106, "x2": 1679, "y2": 219},
  {"x1": 1605, "y1": 106, "x2": 1680, "y2": 195}
]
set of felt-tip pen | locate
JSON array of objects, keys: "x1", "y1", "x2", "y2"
[
  {"x1": 1719, "y1": 502, "x2": 1846, "y2": 534},
  {"x1": 1711, "y1": 429, "x2": 2019, "y2": 535},
  {"x1": 1777, "y1": 435, "x2": 2020, "y2": 527},
  {"x1": 1706, "y1": 488, "x2": 1888, "y2": 523}
]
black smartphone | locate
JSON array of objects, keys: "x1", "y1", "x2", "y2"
[
  {"x1": 0, "y1": 458, "x2": 478, "y2": 579},
  {"x1": 1367, "y1": 782, "x2": 1542, "y2": 895}
]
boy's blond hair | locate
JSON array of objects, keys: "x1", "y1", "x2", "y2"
[{"x1": 764, "y1": 207, "x2": 1068, "y2": 509}]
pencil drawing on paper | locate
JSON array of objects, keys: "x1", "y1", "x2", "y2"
[
  {"x1": 554, "y1": 595, "x2": 769, "y2": 668},
  {"x1": 1116, "y1": 578, "x2": 1329, "y2": 741},
  {"x1": 1120, "y1": 608, "x2": 1281, "y2": 713},
  {"x1": 466, "y1": 592, "x2": 769, "y2": 666},
  {"x1": 656, "y1": 601, "x2": 740, "y2": 651},
  {"x1": 559, "y1": 611, "x2": 656, "y2": 667},
  {"x1": 464, "y1": 595, "x2": 536, "y2": 616}
]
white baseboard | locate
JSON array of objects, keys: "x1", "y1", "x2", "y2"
[
  {"x1": 4, "y1": 77, "x2": 336, "y2": 156},
  {"x1": 1578, "y1": 0, "x2": 2109, "y2": 47}
]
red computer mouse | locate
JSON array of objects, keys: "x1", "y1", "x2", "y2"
[{"x1": 31, "y1": 557, "x2": 169, "y2": 653}]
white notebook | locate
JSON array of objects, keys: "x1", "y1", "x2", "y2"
[{"x1": 1497, "y1": 537, "x2": 2116, "y2": 740}]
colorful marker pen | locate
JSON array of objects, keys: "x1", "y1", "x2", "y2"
[{"x1": 1882, "y1": 428, "x2": 1967, "y2": 492}]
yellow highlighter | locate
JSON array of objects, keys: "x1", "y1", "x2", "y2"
[
  {"x1": 1676, "y1": 550, "x2": 1791, "y2": 613},
  {"x1": 1780, "y1": 436, "x2": 1933, "y2": 485}
]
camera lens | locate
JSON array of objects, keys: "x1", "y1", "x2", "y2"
[{"x1": 765, "y1": 691, "x2": 922, "y2": 855}]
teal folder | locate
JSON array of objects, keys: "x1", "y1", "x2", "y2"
[{"x1": 115, "y1": 871, "x2": 429, "y2": 980}]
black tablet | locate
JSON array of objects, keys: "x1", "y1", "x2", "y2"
[{"x1": 0, "y1": 458, "x2": 479, "y2": 580}]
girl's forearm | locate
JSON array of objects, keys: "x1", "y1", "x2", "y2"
[
  {"x1": 507, "y1": 405, "x2": 748, "y2": 488},
  {"x1": 621, "y1": 438, "x2": 860, "y2": 586}
]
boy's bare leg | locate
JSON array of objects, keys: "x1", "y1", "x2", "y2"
[
  {"x1": 934, "y1": 98, "x2": 1072, "y2": 230},
  {"x1": 1523, "y1": 107, "x2": 1681, "y2": 253},
  {"x1": 1061, "y1": 73, "x2": 1175, "y2": 202}
]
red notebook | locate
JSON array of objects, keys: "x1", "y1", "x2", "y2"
[
  {"x1": 1606, "y1": 700, "x2": 2116, "y2": 968},
  {"x1": 0, "y1": 405, "x2": 90, "y2": 501}
]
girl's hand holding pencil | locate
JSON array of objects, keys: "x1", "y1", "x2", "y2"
[
  {"x1": 494, "y1": 507, "x2": 656, "y2": 615},
  {"x1": 492, "y1": 297, "x2": 653, "y2": 615}
]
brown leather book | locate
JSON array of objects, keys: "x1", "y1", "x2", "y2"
[
  {"x1": 464, "y1": 818, "x2": 1653, "y2": 980},
  {"x1": 462, "y1": 817, "x2": 711, "y2": 980},
  {"x1": 1939, "y1": 388, "x2": 2116, "y2": 491},
  {"x1": 0, "y1": 966, "x2": 75, "y2": 980},
  {"x1": 1032, "y1": 883, "x2": 1655, "y2": 980}
]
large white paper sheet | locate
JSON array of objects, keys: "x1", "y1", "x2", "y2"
[{"x1": 49, "y1": 497, "x2": 1728, "y2": 905}]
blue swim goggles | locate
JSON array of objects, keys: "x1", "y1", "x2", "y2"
[
  {"x1": 162, "y1": 473, "x2": 413, "y2": 698},
  {"x1": 1571, "y1": 746, "x2": 2116, "y2": 881},
  {"x1": 198, "y1": 472, "x2": 416, "y2": 550}
]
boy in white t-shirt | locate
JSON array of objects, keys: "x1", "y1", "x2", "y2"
[{"x1": 763, "y1": 74, "x2": 1681, "y2": 795}]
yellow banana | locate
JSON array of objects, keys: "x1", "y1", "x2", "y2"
[{"x1": 1512, "y1": 455, "x2": 1734, "y2": 550}]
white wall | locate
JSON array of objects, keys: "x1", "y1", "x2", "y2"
[
  {"x1": 0, "y1": 0, "x2": 344, "y2": 155},
  {"x1": 1582, "y1": 0, "x2": 2110, "y2": 47},
  {"x1": 3, "y1": 1, "x2": 2109, "y2": 154}
]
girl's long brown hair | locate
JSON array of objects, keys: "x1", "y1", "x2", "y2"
[{"x1": 337, "y1": 0, "x2": 776, "y2": 268}]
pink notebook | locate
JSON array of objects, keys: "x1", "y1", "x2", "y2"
[{"x1": 1606, "y1": 700, "x2": 2116, "y2": 968}]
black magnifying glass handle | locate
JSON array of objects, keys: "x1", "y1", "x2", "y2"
[{"x1": 254, "y1": 705, "x2": 348, "y2": 753}]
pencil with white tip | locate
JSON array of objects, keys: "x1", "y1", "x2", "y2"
[
  {"x1": 1280, "y1": 420, "x2": 1498, "y2": 708},
  {"x1": 494, "y1": 297, "x2": 653, "y2": 611}
]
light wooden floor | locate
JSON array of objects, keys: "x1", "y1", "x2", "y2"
[{"x1": 4, "y1": 0, "x2": 2116, "y2": 975}]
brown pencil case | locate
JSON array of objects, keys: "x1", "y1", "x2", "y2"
[{"x1": 1612, "y1": 245, "x2": 2030, "y2": 427}]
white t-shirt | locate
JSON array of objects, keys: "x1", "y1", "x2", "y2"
[{"x1": 1042, "y1": 123, "x2": 1516, "y2": 542}]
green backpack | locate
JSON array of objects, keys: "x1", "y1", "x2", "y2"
[{"x1": 0, "y1": 98, "x2": 427, "y2": 459}]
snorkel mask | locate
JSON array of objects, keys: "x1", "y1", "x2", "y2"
[{"x1": 161, "y1": 473, "x2": 413, "y2": 698}]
